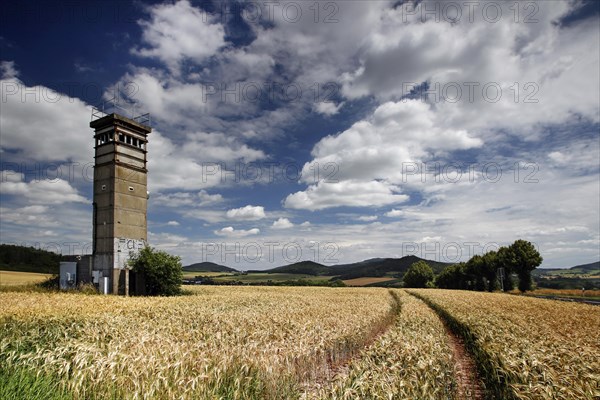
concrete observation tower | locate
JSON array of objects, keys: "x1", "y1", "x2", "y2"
[{"x1": 88, "y1": 101, "x2": 152, "y2": 295}]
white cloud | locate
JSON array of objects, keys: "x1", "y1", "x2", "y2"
[
  {"x1": 132, "y1": 0, "x2": 226, "y2": 74},
  {"x1": 286, "y1": 100, "x2": 481, "y2": 210},
  {"x1": 285, "y1": 180, "x2": 408, "y2": 211},
  {"x1": 148, "y1": 232, "x2": 188, "y2": 248},
  {"x1": 357, "y1": 215, "x2": 378, "y2": 222},
  {"x1": 226, "y1": 205, "x2": 266, "y2": 221},
  {"x1": 314, "y1": 101, "x2": 344, "y2": 116},
  {"x1": 0, "y1": 76, "x2": 92, "y2": 163},
  {"x1": 303, "y1": 100, "x2": 482, "y2": 183},
  {"x1": 546, "y1": 139, "x2": 600, "y2": 172},
  {"x1": 148, "y1": 130, "x2": 265, "y2": 191},
  {"x1": 0, "y1": 172, "x2": 87, "y2": 204},
  {"x1": 0, "y1": 61, "x2": 18, "y2": 79},
  {"x1": 385, "y1": 209, "x2": 404, "y2": 218},
  {"x1": 340, "y1": 1, "x2": 599, "y2": 134},
  {"x1": 272, "y1": 218, "x2": 294, "y2": 229},
  {"x1": 152, "y1": 190, "x2": 223, "y2": 208},
  {"x1": 214, "y1": 226, "x2": 260, "y2": 238},
  {"x1": 166, "y1": 220, "x2": 180, "y2": 226}
]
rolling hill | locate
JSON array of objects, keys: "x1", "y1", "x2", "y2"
[
  {"x1": 330, "y1": 256, "x2": 451, "y2": 280},
  {"x1": 252, "y1": 256, "x2": 451, "y2": 280},
  {"x1": 569, "y1": 261, "x2": 600, "y2": 274},
  {"x1": 183, "y1": 262, "x2": 238, "y2": 273},
  {"x1": 248, "y1": 261, "x2": 333, "y2": 275}
]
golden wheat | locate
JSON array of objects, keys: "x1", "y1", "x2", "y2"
[
  {"x1": 311, "y1": 290, "x2": 457, "y2": 400},
  {"x1": 411, "y1": 289, "x2": 600, "y2": 400},
  {"x1": 1, "y1": 286, "x2": 395, "y2": 399}
]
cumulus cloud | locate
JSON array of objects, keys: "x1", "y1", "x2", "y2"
[
  {"x1": 286, "y1": 100, "x2": 481, "y2": 210},
  {"x1": 148, "y1": 130, "x2": 265, "y2": 191},
  {"x1": 0, "y1": 171, "x2": 88, "y2": 204},
  {"x1": 285, "y1": 180, "x2": 408, "y2": 211},
  {"x1": 314, "y1": 101, "x2": 344, "y2": 116},
  {"x1": 132, "y1": 0, "x2": 226, "y2": 74},
  {"x1": 272, "y1": 218, "x2": 294, "y2": 229},
  {"x1": 226, "y1": 205, "x2": 266, "y2": 221},
  {"x1": 340, "y1": 1, "x2": 599, "y2": 135},
  {"x1": 0, "y1": 74, "x2": 92, "y2": 163},
  {"x1": 214, "y1": 226, "x2": 260, "y2": 238}
]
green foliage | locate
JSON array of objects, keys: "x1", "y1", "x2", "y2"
[
  {"x1": 481, "y1": 251, "x2": 500, "y2": 291},
  {"x1": 465, "y1": 255, "x2": 487, "y2": 291},
  {"x1": 402, "y1": 261, "x2": 435, "y2": 288},
  {"x1": 435, "y1": 240, "x2": 541, "y2": 292},
  {"x1": 129, "y1": 246, "x2": 183, "y2": 296},
  {"x1": 435, "y1": 263, "x2": 468, "y2": 289},
  {"x1": 501, "y1": 240, "x2": 543, "y2": 292},
  {"x1": 0, "y1": 366, "x2": 71, "y2": 400},
  {"x1": 496, "y1": 247, "x2": 515, "y2": 291},
  {"x1": 0, "y1": 244, "x2": 60, "y2": 274}
]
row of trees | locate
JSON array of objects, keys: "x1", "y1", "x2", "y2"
[{"x1": 404, "y1": 240, "x2": 543, "y2": 292}]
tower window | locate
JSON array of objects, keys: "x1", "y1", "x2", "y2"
[{"x1": 128, "y1": 186, "x2": 134, "y2": 191}]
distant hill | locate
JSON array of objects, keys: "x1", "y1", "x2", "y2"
[
  {"x1": 330, "y1": 255, "x2": 451, "y2": 280},
  {"x1": 183, "y1": 262, "x2": 237, "y2": 273},
  {"x1": 569, "y1": 261, "x2": 599, "y2": 274},
  {"x1": 534, "y1": 260, "x2": 600, "y2": 276},
  {"x1": 249, "y1": 261, "x2": 333, "y2": 276},
  {"x1": 256, "y1": 256, "x2": 451, "y2": 279},
  {"x1": 0, "y1": 244, "x2": 60, "y2": 274}
]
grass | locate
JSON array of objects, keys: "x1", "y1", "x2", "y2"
[
  {"x1": 0, "y1": 270, "x2": 54, "y2": 286},
  {"x1": 0, "y1": 366, "x2": 72, "y2": 400}
]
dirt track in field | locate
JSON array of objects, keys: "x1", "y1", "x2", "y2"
[{"x1": 443, "y1": 323, "x2": 485, "y2": 400}]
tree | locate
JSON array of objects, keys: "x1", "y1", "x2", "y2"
[
  {"x1": 465, "y1": 255, "x2": 486, "y2": 291},
  {"x1": 497, "y1": 246, "x2": 515, "y2": 291},
  {"x1": 403, "y1": 261, "x2": 435, "y2": 288},
  {"x1": 128, "y1": 246, "x2": 183, "y2": 296},
  {"x1": 435, "y1": 263, "x2": 467, "y2": 289},
  {"x1": 481, "y1": 251, "x2": 499, "y2": 292},
  {"x1": 504, "y1": 240, "x2": 543, "y2": 292}
]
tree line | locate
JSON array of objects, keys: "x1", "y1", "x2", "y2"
[
  {"x1": 404, "y1": 239, "x2": 543, "y2": 292},
  {"x1": 0, "y1": 244, "x2": 61, "y2": 273}
]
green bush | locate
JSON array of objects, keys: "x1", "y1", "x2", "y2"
[
  {"x1": 128, "y1": 246, "x2": 183, "y2": 296},
  {"x1": 403, "y1": 261, "x2": 435, "y2": 288}
]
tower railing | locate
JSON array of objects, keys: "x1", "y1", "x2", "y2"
[{"x1": 91, "y1": 96, "x2": 151, "y2": 126}]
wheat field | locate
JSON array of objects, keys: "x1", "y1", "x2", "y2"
[
  {"x1": 410, "y1": 289, "x2": 600, "y2": 400},
  {"x1": 2, "y1": 286, "x2": 599, "y2": 399},
  {"x1": 1, "y1": 286, "x2": 397, "y2": 399}
]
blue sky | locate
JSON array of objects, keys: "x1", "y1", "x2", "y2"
[{"x1": 1, "y1": 0, "x2": 599, "y2": 269}]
